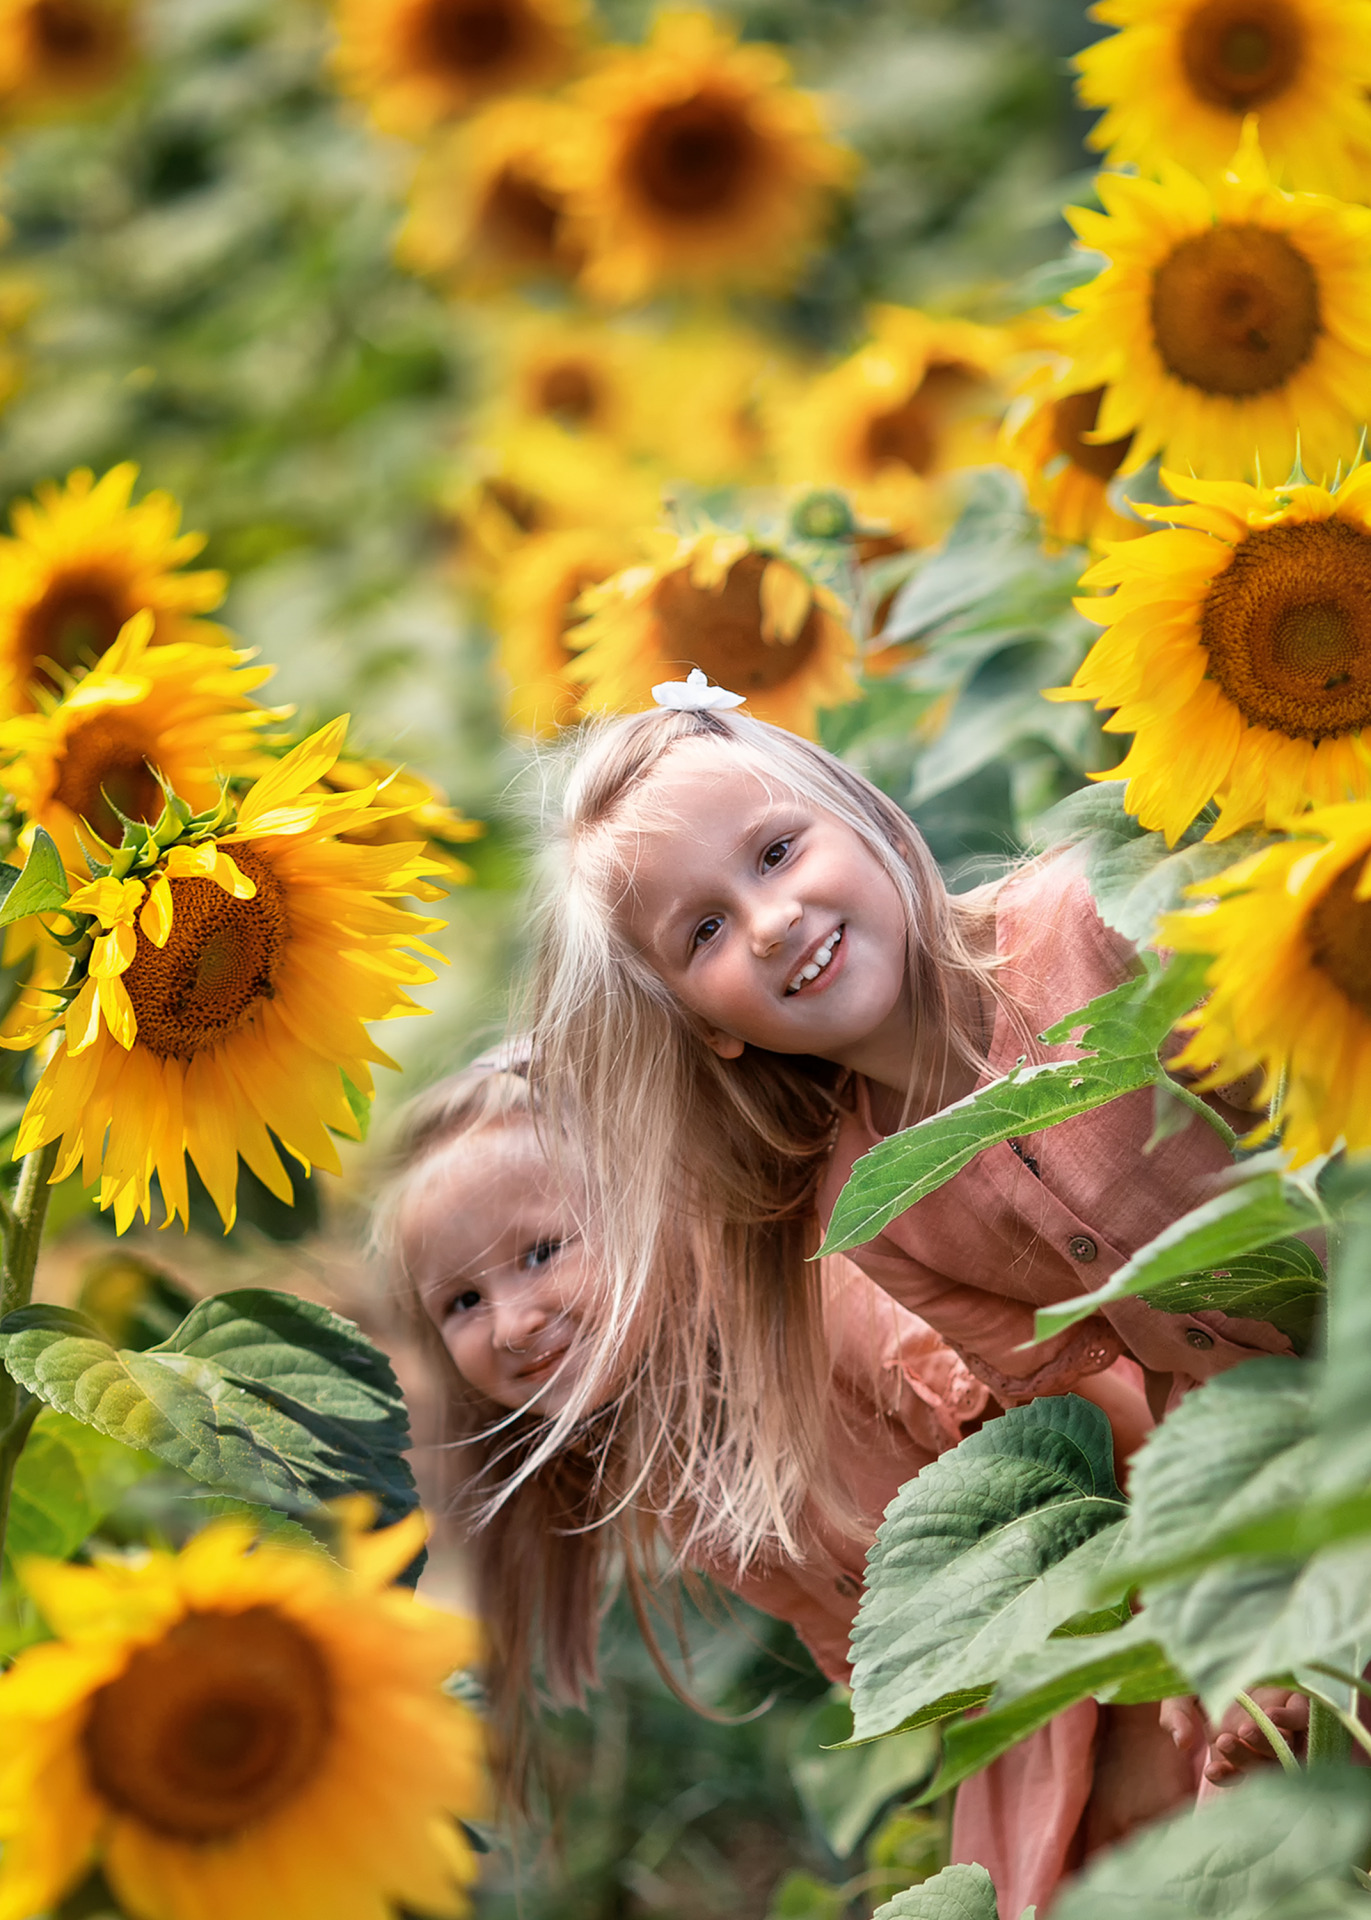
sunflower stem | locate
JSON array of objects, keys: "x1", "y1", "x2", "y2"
[
  {"x1": 1307, "y1": 1693, "x2": 1356, "y2": 1769},
  {"x1": 1156, "y1": 1075, "x2": 1241, "y2": 1155},
  {"x1": 0, "y1": 1138, "x2": 61, "y2": 1570}
]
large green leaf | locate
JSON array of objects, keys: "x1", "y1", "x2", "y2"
[
  {"x1": 847, "y1": 1398, "x2": 1127, "y2": 1744},
  {"x1": 821, "y1": 957, "x2": 1209, "y2": 1258},
  {"x1": 1036, "y1": 783, "x2": 1267, "y2": 944},
  {"x1": 0, "y1": 827, "x2": 70, "y2": 927},
  {"x1": 1035, "y1": 1177, "x2": 1325, "y2": 1340},
  {"x1": 923, "y1": 1617, "x2": 1184, "y2": 1800},
  {"x1": 5, "y1": 1410, "x2": 157, "y2": 1568},
  {"x1": 789, "y1": 1696, "x2": 937, "y2": 1858},
  {"x1": 0, "y1": 1289, "x2": 417, "y2": 1523},
  {"x1": 1050, "y1": 1769, "x2": 1371, "y2": 1919},
  {"x1": 873, "y1": 1864, "x2": 1002, "y2": 1920}
]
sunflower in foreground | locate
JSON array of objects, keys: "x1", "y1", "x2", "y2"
[
  {"x1": 397, "y1": 96, "x2": 584, "y2": 290},
  {"x1": 1063, "y1": 125, "x2": 1371, "y2": 484},
  {"x1": 492, "y1": 523, "x2": 638, "y2": 733},
  {"x1": 1000, "y1": 381, "x2": 1141, "y2": 548},
  {"x1": 6, "y1": 716, "x2": 442, "y2": 1230},
  {"x1": 0, "y1": 463, "x2": 228, "y2": 716},
  {"x1": 332, "y1": 0, "x2": 588, "y2": 136},
  {"x1": 1076, "y1": 0, "x2": 1371, "y2": 198},
  {"x1": 0, "y1": 1512, "x2": 485, "y2": 1920},
  {"x1": 1048, "y1": 464, "x2": 1371, "y2": 842},
  {"x1": 781, "y1": 307, "x2": 1010, "y2": 542},
  {"x1": 0, "y1": 0, "x2": 134, "y2": 109},
  {"x1": 0, "y1": 611, "x2": 278, "y2": 870},
  {"x1": 557, "y1": 10, "x2": 853, "y2": 304},
  {"x1": 569, "y1": 530, "x2": 858, "y2": 738},
  {"x1": 1159, "y1": 801, "x2": 1371, "y2": 1163}
]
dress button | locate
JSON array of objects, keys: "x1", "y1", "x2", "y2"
[
  {"x1": 834, "y1": 1573, "x2": 861, "y2": 1600},
  {"x1": 1185, "y1": 1327, "x2": 1215, "y2": 1351},
  {"x1": 1068, "y1": 1235, "x2": 1098, "y2": 1263}
]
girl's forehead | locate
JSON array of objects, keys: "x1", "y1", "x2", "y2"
[{"x1": 614, "y1": 737, "x2": 797, "y2": 831}]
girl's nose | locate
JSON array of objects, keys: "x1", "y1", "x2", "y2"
[
  {"x1": 748, "y1": 896, "x2": 801, "y2": 956},
  {"x1": 498, "y1": 1300, "x2": 551, "y2": 1353}
]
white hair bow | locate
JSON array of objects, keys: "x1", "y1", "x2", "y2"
[{"x1": 651, "y1": 668, "x2": 746, "y2": 712}]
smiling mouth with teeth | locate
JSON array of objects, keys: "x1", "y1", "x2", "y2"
[{"x1": 786, "y1": 924, "x2": 843, "y2": 995}]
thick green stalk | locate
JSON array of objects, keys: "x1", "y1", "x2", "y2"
[
  {"x1": 0, "y1": 1138, "x2": 60, "y2": 1567},
  {"x1": 1307, "y1": 1693, "x2": 1355, "y2": 1769}
]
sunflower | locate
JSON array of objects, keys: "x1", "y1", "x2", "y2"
[
  {"x1": 397, "y1": 96, "x2": 584, "y2": 291},
  {"x1": 1076, "y1": 0, "x2": 1371, "y2": 198},
  {"x1": 331, "y1": 0, "x2": 588, "y2": 136},
  {"x1": 482, "y1": 312, "x2": 643, "y2": 444},
  {"x1": 568, "y1": 530, "x2": 859, "y2": 738},
  {"x1": 556, "y1": 10, "x2": 853, "y2": 304},
  {"x1": 0, "y1": 464, "x2": 228, "y2": 717},
  {"x1": 492, "y1": 524, "x2": 639, "y2": 734},
  {"x1": 1159, "y1": 801, "x2": 1371, "y2": 1162},
  {"x1": 1047, "y1": 464, "x2": 1371, "y2": 842},
  {"x1": 781, "y1": 307, "x2": 1011, "y2": 543},
  {"x1": 0, "y1": 0, "x2": 133, "y2": 109},
  {"x1": 0, "y1": 612, "x2": 278, "y2": 871},
  {"x1": 0, "y1": 1512, "x2": 485, "y2": 1920},
  {"x1": 1062, "y1": 125, "x2": 1371, "y2": 486},
  {"x1": 322, "y1": 752, "x2": 482, "y2": 891},
  {"x1": 1000, "y1": 382, "x2": 1142, "y2": 548},
  {"x1": 633, "y1": 320, "x2": 801, "y2": 487},
  {"x1": 6, "y1": 717, "x2": 443, "y2": 1232}
]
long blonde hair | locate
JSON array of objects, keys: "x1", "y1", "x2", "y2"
[{"x1": 525, "y1": 707, "x2": 1001, "y2": 1568}]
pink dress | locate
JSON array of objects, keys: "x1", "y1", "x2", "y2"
[
  {"x1": 694, "y1": 1262, "x2": 1183, "y2": 1916},
  {"x1": 816, "y1": 853, "x2": 1293, "y2": 1413}
]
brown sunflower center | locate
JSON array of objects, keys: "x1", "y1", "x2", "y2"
[
  {"x1": 52, "y1": 714, "x2": 165, "y2": 844},
  {"x1": 17, "y1": 574, "x2": 129, "y2": 702},
  {"x1": 1307, "y1": 853, "x2": 1371, "y2": 1016},
  {"x1": 652, "y1": 551, "x2": 819, "y2": 693},
  {"x1": 1179, "y1": 0, "x2": 1305, "y2": 111},
  {"x1": 1051, "y1": 387, "x2": 1134, "y2": 482},
  {"x1": 480, "y1": 166, "x2": 567, "y2": 269},
  {"x1": 532, "y1": 359, "x2": 601, "y2": 427},
  {"x1": 628, "y1": 93, "x2": 756, "y2": 218},
  {"x1": 83, "y1": 1607, "x2": 333, "y2": 1842},
  {"x1": 27, "y1": 0, "x2": 106, "y2": 64},
  {"x1": 411, "y1": 0, "x2": 519, "y2": 77},
  {"x1": 864, "y1": 363, "x2": 982, "y2": 478},
  {"x1": 1150, "y1": 224, "x2": 1321, "y2": 397},
  {"x1": 1199, "y1": 518, "x2": 1371, "y2": 739},
  {"x1": 123, "y1": 845, "x2": 287, "y2": 1060}
]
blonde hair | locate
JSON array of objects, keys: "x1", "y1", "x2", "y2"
[{"x1": 526, "y1": 706, "x2": 1002, "y2": 1567}]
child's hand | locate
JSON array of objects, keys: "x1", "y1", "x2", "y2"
[{"x1": 1203, "y1": 1689, "x2": 1307, "y2": 1784}]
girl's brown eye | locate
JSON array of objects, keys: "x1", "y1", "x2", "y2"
[
  {"x1": 761, "y1": 837, "x2": 791, "y2": 870},
  {"x1": 693, "y1": 915, "x2": 723, "y2": 949},
  {"x1": 451, "y1": 1288, "x2": 482, "y2": 1314}
]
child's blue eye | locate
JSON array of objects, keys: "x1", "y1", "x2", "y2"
[
  {"x1": 761, "y1": 837, "x2": 791, "y2": 870},
  {"x1": 692, "y1": 915, "x2": 723, "y2": 949},
  {"x1": 520, "y1": 1238, "x2": 562, "y2": 1271}
]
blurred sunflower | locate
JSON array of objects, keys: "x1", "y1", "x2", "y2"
[
  {"x1": 332, "y1": 0, "x2": 588, "y2": 136},
  {"x1": 0, "y1": 1513, "x2": 485, "y2": 1920},
  {"x1": 1048, "y1": 464, "x2": 1371, "y2": 841},
  {"x1": 6, "y1": 717, "x2": 443, "y2": 1231},
  {"x1": 633, "y1": 321, "x2": 801, "y2": 486},
  {"x1": 0, "y1": 0, "x2": 133, "y2": 109},
  {"x1": 569, "y1": 530, "x2": 859, "y2": 737},
  {"x1": 0, "y1": 612, "x2": 277, "y2": 870},
  {"x1": 397, "y1": 95, "x2": 583, "y2": 290},
  {"x1": 558, "y1": 10, "x2": 853, "y2": 304},
  {"x1": 1159, "y1": 802, "x2": 1371, "y2": 1162},
  {"x1": 322, "y1": 751, "x2": 482, "y2": 891},
  {"x1": 782, "y1": 308, "x2": 1011, "y2": 542},
  {"x1": 1076, "y1": 0, "x2": 1371, "y2": 198},
  {"x1": 491, "y1": 523, "x2": 639, "y2": 733},
  {"x1": 486, "y1": 313, "x2": 642, "y2": 442},
  {"x1": 1063, "y1": 125, "x2": 1371, "y2": 484},
  {"x1": 1001, "y1": 383, "x2": 1141, "y2": 548},
  {"x1": 0, "y1": 464, "x2": 228, "y2": 716}
]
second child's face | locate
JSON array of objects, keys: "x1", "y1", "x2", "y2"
[
  {"x1": 618, "y1": 740, "x2": 911, "y2": 1069},
  {"x1": 407, "y1": 1120, "x2": 591, "y2": 1415}
]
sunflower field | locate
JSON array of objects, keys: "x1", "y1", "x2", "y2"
[{"x1": 0, "y1": 0, "x2": 1364, "y2": 1915}]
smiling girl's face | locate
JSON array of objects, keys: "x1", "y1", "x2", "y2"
[
  {"x1": 406, "y1": 1119, "x2": 589, "y2": 1414},
  {"x1": 618, "y1": 738, "x2": 915, "y2": 1082}
]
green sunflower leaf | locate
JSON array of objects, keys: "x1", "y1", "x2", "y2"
[
  {"x1": 0, "y1": 827, "x2": 70, "y2": 927},
  {"x1": 0, "y1": 1289, "x2": 417, "y2": 1527},
  {"x1": 4, "y1": 1409, "x2": 157, "y2": 1571},
  {"x1": 872, "y1": 1863, "x2": 1003, "y2": 1920}
]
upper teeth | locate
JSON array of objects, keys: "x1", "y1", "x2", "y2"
[{"x1": 788, "y1": 925, "x2": 843, "y2": 994}]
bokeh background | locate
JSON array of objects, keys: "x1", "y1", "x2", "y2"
[{"x1": 0, "y1": 0, "x2": 1118, "y2": 1910}]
